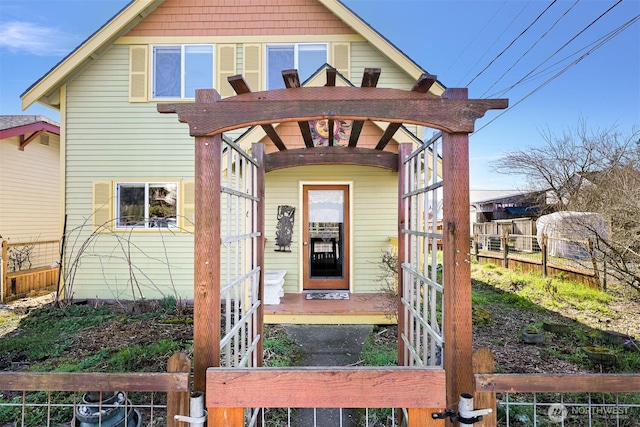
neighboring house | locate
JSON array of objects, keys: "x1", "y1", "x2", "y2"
[
  {"x1": 0, "y1": 116, "x2": 61, "y2": 300},
  {"x1": 471, "y1": 190, "x2": 548, "y2": 223},
  {"x1": 0, "y1": 115, "x2": 61, "y2": 244},
  {"x1": 21, "y1": 0, "x2": 445, "y2": 302}
]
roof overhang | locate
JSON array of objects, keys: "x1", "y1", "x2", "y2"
[
  {"x1": 0, "y1": 121, "x2": 60, "y2": 140},
  {"x1": 21, "y1": 0, "x2": 165, "y2": 111},
  {"x1": 21, "y1": 0, "x2": 445, "y2": 113}
]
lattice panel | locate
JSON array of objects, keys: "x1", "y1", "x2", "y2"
[
  {"x1": 220, "y1": 139, "x2": 262, "y2": 368},
  {"x1": 399, "y1": 134, "x2": 444, "y2": 367}
]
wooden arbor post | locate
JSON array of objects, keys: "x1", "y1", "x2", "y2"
[
  {"x1": 442, "y1": 88, "x2": 474, "y2": 419},
  {"x1": 192, "y1": 89, "x2": 223, "y2": 393}
]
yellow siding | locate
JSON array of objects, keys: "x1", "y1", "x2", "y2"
[
  {"x1": 0, "y1": 135, "x2": 61, "y2": 243},
  {"x1": 264, "y1": 165, "x2": 397, "y2": 294},
  {"x1": 65, "y1": 45, "x2": 195, "y2": 300},
  {"x1": 63, "y1": 37, "x2": 419, "y2": 300}
]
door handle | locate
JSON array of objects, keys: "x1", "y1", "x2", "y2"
[{"x1": 303, "y1": 242, "x2": 308, "y2": 246}]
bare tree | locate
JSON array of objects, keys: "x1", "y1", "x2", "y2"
[{"x1": 491, "y1": 120, "x2": 640, "y2": 291}]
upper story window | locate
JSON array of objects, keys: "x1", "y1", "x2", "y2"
[
  {"x1": 266, "y1": 43, "x2": 328, "y2": 89},
  {"x1": 152, "y1": 45, "x2": 214, "y2": 99},
  {"x1": 116, "y1": 182, "x2": 178, "y2": 229}
]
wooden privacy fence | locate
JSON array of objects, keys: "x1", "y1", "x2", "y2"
[{"x1": 1, "y1": 240, "x2": 61, "y2": 302}]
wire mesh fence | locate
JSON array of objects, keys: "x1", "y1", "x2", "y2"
[
  {"x1": 253, "y1": 407, "x2": 401, "y2": 427},
  {"x1": 0, "y1": 390, "x2": 167, "y2": 427},
  {"x1": 473, "y1": 232, "x2": 603, "y2": 283},
  {"x1": 496, "y1": 391, "x2": 640, "y2": 426}
]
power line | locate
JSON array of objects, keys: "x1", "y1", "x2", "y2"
[
  {"x1": 480, "y1": 0, "x2": 581, "y2": 98},
  {"x1": 487, "y1": 18, "x2": 628, "y2": 99},
  {"x1": 466, "y1": 0, "x2": 559, "y2": 87},
  {"x1": 444, "y1": 0, "x2": 507, "y2": 77},
  {"x1": 486, "y1": 0, "x2": 625, "y2": 100},
  {"x1": 473, "y1": 13, "x2": 640, "y2": 136},
  {"x1": 456, "y1": 0, "x2": 531, "y2": 86}
]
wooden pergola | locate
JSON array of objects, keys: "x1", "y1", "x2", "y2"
[{"x1": 159, "y1": 68, "x2": 507, "y2": 425}]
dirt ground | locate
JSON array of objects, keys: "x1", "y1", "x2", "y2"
[{"x1": 1, "y1": 286, "x2": 638, "y2": 374}]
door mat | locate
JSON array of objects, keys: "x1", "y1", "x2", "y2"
[{"x1": 305, "y1": 291, "x2": 350, "y2": 300}]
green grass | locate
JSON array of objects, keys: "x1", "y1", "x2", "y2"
[
  {"x1": 263, "y1": 326, "x2": 300, "y2": 367},
  {"x1": 0, "y1": 304, "x2": 116, "y2": 362},
  {"x1": 472, "y1": 263, "x2": 614, "y2": 315},
  {"x1": 360, "y1": 326, "x2": 397, "y2": 366}
]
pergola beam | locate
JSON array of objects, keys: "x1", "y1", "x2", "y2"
[
  {"x1": 264, "y1": 146, "x2": 398, "y2": 172},
  {"x1": 158, "y1": 87, "x2": 507, "y2": 137}
]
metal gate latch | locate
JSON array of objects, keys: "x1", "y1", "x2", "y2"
[{"x1": 432, "y1": 393, "x2": 493, "y2": 426}]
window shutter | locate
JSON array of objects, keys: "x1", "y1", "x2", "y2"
[
  {"x1": 332, "y1": 42, "x2": 350, "y2": 80},
  {"x1": 243, "y1": 44, "x2": 262, "y2": 92},
  {"x1": 93, "y1": 181, "x2": 113, "y2": 231},
  {"x1": 217, "y1": 44, "x2": 237, "y2": 97},
  {"x1": 129, "y1": 45, "x2": 148, "y2": 102},
  {"x1": 181, "y1": 180, "x2": 195, "y2": 232}
]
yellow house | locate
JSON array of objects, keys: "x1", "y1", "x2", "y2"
[{"x1": 21, "y1": 0, "x2": 444, "y2": 322}]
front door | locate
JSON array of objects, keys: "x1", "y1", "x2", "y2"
[{"x1": 303, "y1": 185, "x2": 350, "y2": 290}]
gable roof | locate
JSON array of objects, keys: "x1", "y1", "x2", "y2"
[
  {"x1": 21, "y1": 0, "x2": 444, "y2": 111},
  {"x1": 0, "y1": 115, "x2": 60, "y2": 140}
]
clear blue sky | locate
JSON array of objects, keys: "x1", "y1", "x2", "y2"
[{"x1": 1, "y1": 0, "x2": 638, "y2": 190}]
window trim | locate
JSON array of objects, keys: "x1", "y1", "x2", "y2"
[
  {"x1": 151, "y1": 44, "x2": 215, "y2": 100},
  {"x1": 265, "y1": 42, "x2": 328, "y2": 89},
  {"x1": 115, "y1": 181, "x2": 179, "y2": 230}
]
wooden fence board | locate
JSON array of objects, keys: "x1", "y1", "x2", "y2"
[
  {"x1": 475, "y1": 374, "x2": 640, "y2": 393},
  {"x1": 206, "y1": 367, "x2": 446, "y2": 408},
  {"x1": 0, "y1": 372, "x2": 189, "y2": 392}
]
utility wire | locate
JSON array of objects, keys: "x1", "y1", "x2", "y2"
[
  {"x1": 457, "y1": 0, "x2": 531, "y2": 86},
  {"x1": 444, "y1": 0, "x2": 507, "y2": 77},
  {"x1": 487, "y1": 0, "x2": 624, "y2": 100},
  {"x1": 488, "y1": 17, "x2": 630, "y2": 99},
  {"x1": 480, "y1": 0, "x2": 581, "y2": 98},
  {"x1": 473, "y1": 13, "x2": 640, "y2": 136},
  {"x1": 466, "y1": 0, "x2": 558, "y2": 87}
]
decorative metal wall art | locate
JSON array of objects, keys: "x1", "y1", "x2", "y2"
[{"x1": 275, "y1": 205, "x2": 295, "y2": 252}]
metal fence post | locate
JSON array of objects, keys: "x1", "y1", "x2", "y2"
[
  {"x1": 541, "y1": 234, "x2": 548, "y2": 277},
  {"x1": 501, "y1": 233, "x2": 509, "y2": 269}
]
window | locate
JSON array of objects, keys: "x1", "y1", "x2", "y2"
[
  {"x1": 266, "y1": 43, "x2": 328, "y2": 89},
  {"x1": 152, "y1": 45, "x2": 214, "y2": 99},
  {"x1": 116, "y1": 183, "x2": 178, "y2": 229}
]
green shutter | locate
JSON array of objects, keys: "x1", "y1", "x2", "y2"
[
  {"x1": 93, "y1": 181, "x2": 113, "y2": 231},
  {"x1": 129, "y1": 45, "x2": 148, "y2": 102},
  {"x1": 243, "y1": 44, "x2": 262, "y2": 92}
]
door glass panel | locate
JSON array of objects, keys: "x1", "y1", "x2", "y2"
[{"x1": 308, "y1": 190, "x2": 343, "y2": 278}]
